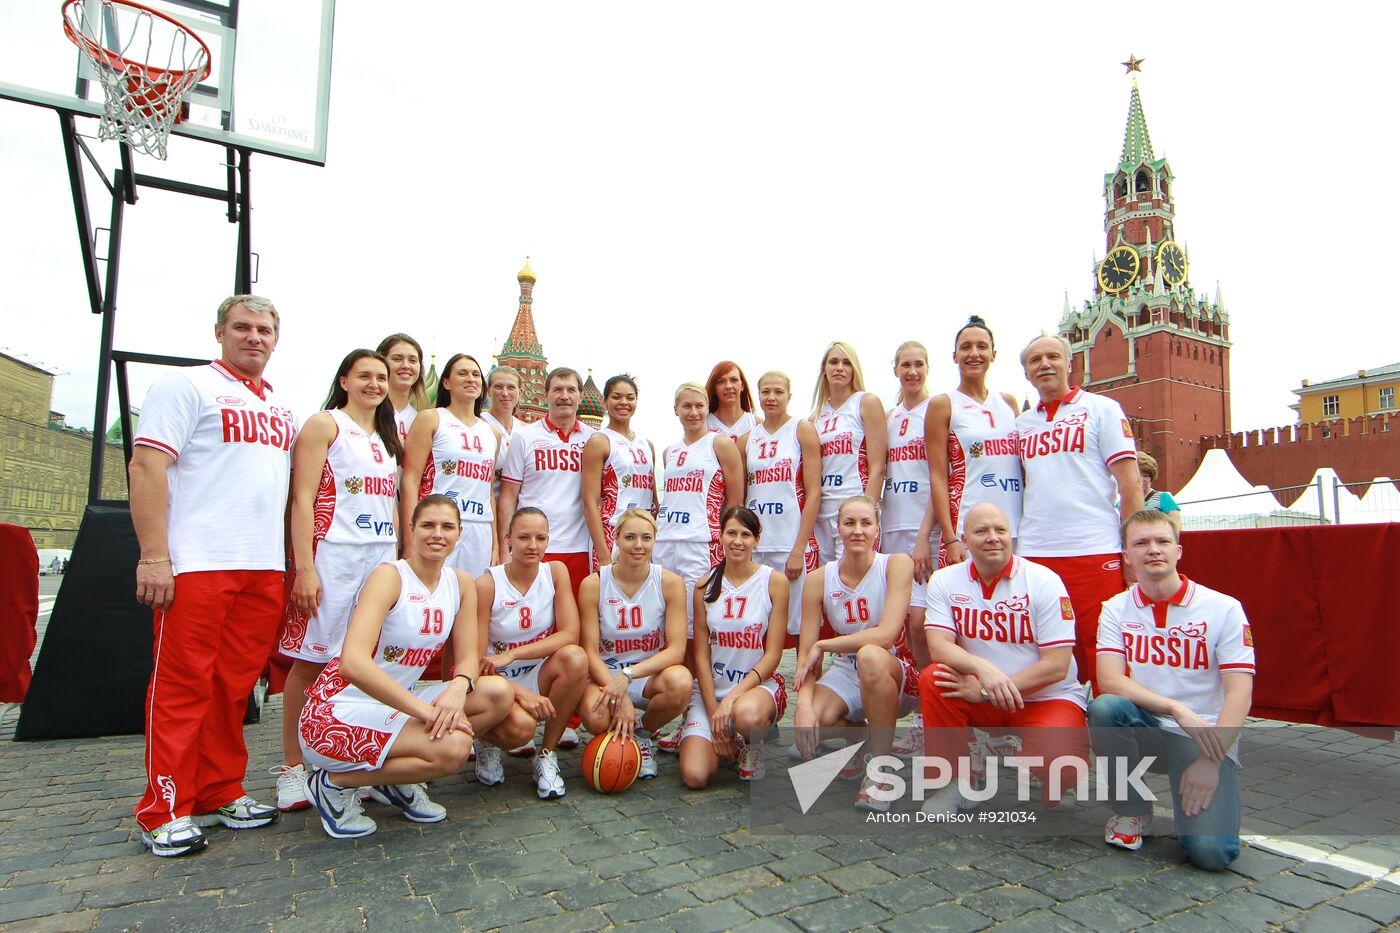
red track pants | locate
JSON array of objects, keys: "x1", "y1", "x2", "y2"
[
  {"x1": 1022, "y1": 554, "x2": 1125, "y2": 695},
  {"x1": 134, "y1": 569, "x2": 283, "y2": 830},
  {"x1": 920, "y1": 667, "x2": 1089, "y2": 798}
]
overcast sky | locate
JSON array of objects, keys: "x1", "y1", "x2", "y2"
[{"x1": 2, "y1": 2, "x2": 1394, "y2": 454}]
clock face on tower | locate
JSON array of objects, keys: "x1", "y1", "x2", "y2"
[
  {"x1": 1158, "y1": 240, "x2": 1187, "y2": 286},
  {"x1": 1098, "y1": 245, "x2": 1140, "y2": 293}
]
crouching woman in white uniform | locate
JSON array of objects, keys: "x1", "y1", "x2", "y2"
[
  {"x1": 679, "y1": 507, "x2": 788, "y2": 789},
  {"x1": 578, "y1": 508, "x2": 694, "y2": 779},
  {"x1": 473, "y1": 507, "x2": 589, "y2": 799},
  {"x1": 794, "y1": 495, "x2": 918, "y2": 812},
  {"x1": 299, "y1": 495, "x2": 513, "y2": 839}
]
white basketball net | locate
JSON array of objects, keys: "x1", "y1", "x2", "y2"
[{"x1": 62, "y1": 0, "x2": 211, "y2": 160}]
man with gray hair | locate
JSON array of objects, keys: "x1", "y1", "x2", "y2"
[
  {"x1": 1015, "y1": 334, "x2": 1142, "y2": 694},
  {"x1": 129, "y1": 295, "x2": 297, "y2": 856}
]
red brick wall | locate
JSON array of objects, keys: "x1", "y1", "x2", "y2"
[
  {"x1": 1070, "y1": 328, "x2": 1231, "y2": 491},
  {"x1": 1199, "y1": 415, "x2": 1400, "y2": 489}
]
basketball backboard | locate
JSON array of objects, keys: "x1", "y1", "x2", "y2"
[{"x1": 0, "y1": 0, "x2": 334, "y2": 165}]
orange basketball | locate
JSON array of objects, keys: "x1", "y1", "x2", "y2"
[{"x1": 582, "y1": 731, "x2": 641, "y2": 793}]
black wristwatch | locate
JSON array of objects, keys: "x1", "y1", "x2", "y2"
[{"x1": 453, "y1": 673, "x2": 476, "y2": 694}]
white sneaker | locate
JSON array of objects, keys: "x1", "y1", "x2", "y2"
[
  {"x1": 737, "y1": 738, "x2": 766, "y2": 782},
  {"x1": 855, "y1": 773, "x2": 891, "y2": 813},
  {"x1": 508, "y1": 739, "x2": 537, "y2": 758},
  {"x1": 367, "y1": 784, "x2": 447, "y2": 823},
  {"x1": 270, "y1": 764, "x2": 311, "y2": 812},
  {"x1": 557, "y1": 727, "x2": 581, "y2": 749},
  {"x1": 474, "y1": 741, "x2": 504, "y2": 786},
  {"x1": 656, "y1": 725, "x2": 681, "y2": 755},
  {"x1": 140, "y1": 816, "x2": 208, "y2": 858},
  {"x1": 1105, "y1": 812, "x2": 1150, "y2": 851},
  {"x1": 838, "y1": 752, "x2": 869, "y2": 783},
  {"x1": 534, "y1": 749, "x2": 566, "y2": 799},
  {"x1": 891, "y1": 720, "x2": 925, "y2": 756},
  {"x1": 921, "y1": 783, "x2": 976, "y2": 817},
  {"x1": 637, "y1": 733, "x2": 658, "y2": 779},
  {"x1": 191, "y1": 795, "x2": 279, "y2": 830},
  {"x1": 306, "y1": 769, "x2": 377, "y2": 839}
]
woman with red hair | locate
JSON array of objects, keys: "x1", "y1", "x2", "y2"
[{"x1": 704, "y1": 361, "x2": 757, "y2": 441}]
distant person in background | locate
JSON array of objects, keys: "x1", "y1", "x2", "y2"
[
  {"x1": 1138, "y1": 451, "x2": 1182, "y2": 535},
  {"x1": 705, "y1": 361, "x2": 758, "y2": 440},
  {"x1": 130, "y1": 295, "x2": 296, "y2": 857}
]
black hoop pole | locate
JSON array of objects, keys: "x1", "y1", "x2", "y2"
[
  {"x1": 87, "y1": 168, "x2": 127, "y2": 503},
  {"x1": 235, "y1": 148, "x2": 253, "y2": 293}
]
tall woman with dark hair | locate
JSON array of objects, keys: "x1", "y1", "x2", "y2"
[
  {"x1": 581, "y1": 374, "x2": 657, "y2": 571},
  {"x1": 375, "y1": 333, "x2": 427, "y2": 446},
  {"x1": 704, "y1": 360, "x2": 758, "y2": 440},
  {"x1": 399, "y1": 353, "x2": 501, "y2": 575},
  {"x1": 915, "y1": 316, "x2": 1023, "y2": 572},
  {"x1": 679, "y1": 507, "x2": 788, "y2": 789},
  {"x1": 275, "y1": 349, "x2": 405, "y2": 812}
]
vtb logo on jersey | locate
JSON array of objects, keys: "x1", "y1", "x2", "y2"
[{"x1": 382, "y1": 645, "x2": 406, "y2": 663}]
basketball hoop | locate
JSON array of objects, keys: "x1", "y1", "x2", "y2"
[{"x1": 62, "y1": 0, "x2": 212, "y2": 160}]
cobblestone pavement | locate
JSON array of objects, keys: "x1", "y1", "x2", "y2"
[{"x1": 3, "y1": 582, "x2": 1399, "y2": 931}]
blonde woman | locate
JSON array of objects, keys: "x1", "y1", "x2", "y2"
[
  {"x1": 809, "y1": 342, "x2": 887, "y2": 562},
  {"x1": 655, "y1": 382, "x2": 743, "y2": 636},
  {"x1": 740, "y1": 371, "x2": 821, "y2": 644},
  {"x1": 578, "y1": 509, "x2": 693, "y2": 778}
]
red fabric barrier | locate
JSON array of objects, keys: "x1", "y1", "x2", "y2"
[
  {"x1": 0, "y1": 525, "x2": 40, "y2": 702},
  {"x1": 1181, "y1": 524, "x2": 1400, "y2": 729}
]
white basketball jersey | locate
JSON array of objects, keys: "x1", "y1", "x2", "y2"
[
  {"x1": 599, "y1": 428, "x2": 656, "y2": 528},
  {"x1": 597, "y1": 564, "x2": 668, "y2": 671},
  {"x1": 487, "y1": 563, "x2": 557, "y2": 683},
  {"x1": 481, "y1": 410, "x2": 514, "y2": 502},
  {"x1": 317, "y1": 409, "x2": 398, "y2": 546},
  {"x1": 745, "y1": 418, "x2": 813, "y2": 557},
  {"x1": 394, "y1": 404, "x2": 417, "y2": 447},
  {"x1": 947, "y1": 389, "x2": 1023, "y2": 537},
  {"x1": 310, "y1": 560, "x2": 460, "y2": 703},
  {"x1": 704, "y1": 565, "x2": 774, "y2": 699},
  {"x1": 706, "y1": 410, "x2": 757, "y2": 441},
  {"x1": 882, "y1": 398, "x2": 930, "y2": 533},
  {"x1": 820, "y1": 552, "x2": 893, "y2": 659},
  {"x1": 815, "y1": 392, "x2": 869, "y2": 519},
  {"x1": 421, "y1": 408, "x2": 496, "y2": 524},
  {"x1": 658, "y1": 434, "x2": 725, "y2": 543}
]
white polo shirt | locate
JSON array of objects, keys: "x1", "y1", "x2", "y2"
[
  {"x1": 1016, "y1": 386, "x2": 1136, "y2": 557},
  {"x1": 134, "y1": 360, "x2": 298, "y2": 574},
  {"x1": 925, "y1": 555, "x2": 1084, "y2": 707},
  {"x1": 500, "y1": 415, "x2": 595, "y2": 552},
  {"x1": 1097, "y1": 576, "x2": 1256, "y2": 737}
]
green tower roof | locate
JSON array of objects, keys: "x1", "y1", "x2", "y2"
[{"x1": 1119, "y1": 81, "x2": 1154, "y2": 169}]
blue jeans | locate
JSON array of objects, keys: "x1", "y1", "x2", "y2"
[{"x1": 1087, "y1": 694, "x2": 1241, "y2": 871}]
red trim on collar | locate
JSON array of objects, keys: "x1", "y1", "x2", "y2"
[
  {"x1": 211, "y1": 359, "x2": 272, "y2": 400},
  {"x1": 1137, "y1": 574, "x2": 1192, "y2": 628},
  {"x1": 542, "y1": 415, "x2": 582, "y2": 443},
  {"x1": 1035, "y1": 386, "x2": 1081, "y2": 421},
  {"x1": 969, "y1": 555, "x2": 1017, "y2": 600}
]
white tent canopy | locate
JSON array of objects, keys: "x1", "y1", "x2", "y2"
[{"x1": 1174, "y1": 449, "x2": 1318, "y2": 529}]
